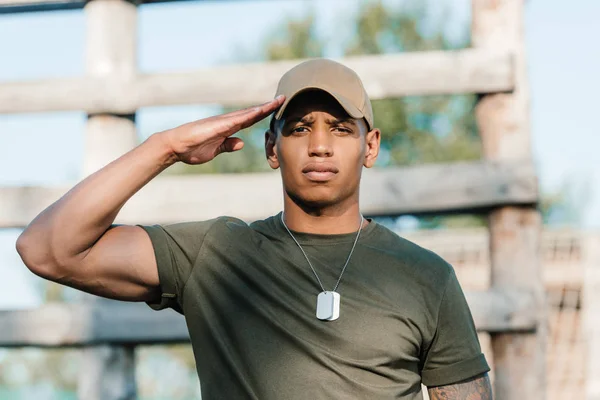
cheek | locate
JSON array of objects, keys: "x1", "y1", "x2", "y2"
[
  {"x1": 277, "y1": 144, "x2": 294, "y2": 167},
  {"x1": 276, "y1": 143, "x2": 303, "y2": 180},
  {"x1": 277, "y1": 137, "x2": 310, "y2": 163},
  {"x1": 341, "y1": 143, "x2": 366, "y2": 168}
]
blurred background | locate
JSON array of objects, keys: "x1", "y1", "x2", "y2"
[{"x1": 0, "y1": 0, "x2": 599, "y2": 399}]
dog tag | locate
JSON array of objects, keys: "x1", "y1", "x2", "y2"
[{"x1": 316, "y1": 291, "x2": 340, "y2": 321}]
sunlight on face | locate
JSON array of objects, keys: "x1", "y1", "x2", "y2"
[{"x1": 266, "y1": 90, "x2": 379, "y2": 211}]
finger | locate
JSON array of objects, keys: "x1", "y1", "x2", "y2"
[
  {"x1": 253, "y1": 95, "x2": 285, "y2": 117},
  {"x1": 216, "y1": 137, "x2": 244, "y2": 154},
  {"x1": 225, "y1": 96, "x2": 286, "y2": 133},
  {"x1": 219, "y1": 95, "x2": 285, "y2": 121}
]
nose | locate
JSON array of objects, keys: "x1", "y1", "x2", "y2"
[{"x1": 308, "y1": 127, "x2": 333, "y2": 157}]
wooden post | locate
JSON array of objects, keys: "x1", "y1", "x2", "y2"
[
  {"x1": 472, "y1": 1, "x2": 546, "y2": 399},
  {"x1": 78, "y1": 345, "x2": 137, "y2": 400},
  {"x1": 82, "y1": 0, "x2": 138, "y2": 176},
  {"x1": 583, "y1": 233, "x2": 600, "y2": 400},
  {"x1": 78, "y1": 0, "x2": 138, "y2": 399}
]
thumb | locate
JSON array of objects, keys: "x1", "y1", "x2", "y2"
[{"x1": 217, "y1": 137, "x2": 245, "y2": 154}]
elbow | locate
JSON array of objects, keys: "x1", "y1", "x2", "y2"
[{"x1": 16, "y1": 231, "x2": 64, "y2": 281}]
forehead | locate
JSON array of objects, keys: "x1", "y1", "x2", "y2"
[{"x1": 281, "y1": 90, "x2": 350, "y2": 121}]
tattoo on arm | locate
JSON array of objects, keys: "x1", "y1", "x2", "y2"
[{"x1": 427, "y1": 373, "x2": 492, "y2": 400}]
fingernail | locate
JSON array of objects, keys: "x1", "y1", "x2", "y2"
[{"x1": 276, "y1": 95, "x2": 285, "y2": 101}]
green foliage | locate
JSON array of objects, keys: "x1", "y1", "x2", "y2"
[
  {"x1": 343, "y1": 1, "x2": 481, "y2": 167},
  {"x1": 168, "y1": 0, "x2": 575, "y2": 228},
  {"x1": 266, "y1": 15, "x2": 324, "y2": 61},
  {"x1": 170, "y1": 0, "x2": 488, "y2": 228},
  {"x1": 166, "y1": 11, "x2": 326, "y2": 176},
  {"x1": 172, "y1": 0, "x2": 481, "y2": 175}
]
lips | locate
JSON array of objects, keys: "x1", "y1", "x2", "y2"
[{"x1": 302, "y1": 163, "x2": 339, "y2": 182}]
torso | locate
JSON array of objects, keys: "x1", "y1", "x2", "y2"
[{"x1": 179, "y1": 214, "x2": 451, "y2": 400}]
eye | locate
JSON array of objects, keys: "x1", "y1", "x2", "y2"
[
  {"x1": 292, "y1": 126, "x2": 309, "y2": 134},
  {"x1": 333, "y1": 126, "x2": 352, "y2": 134}
]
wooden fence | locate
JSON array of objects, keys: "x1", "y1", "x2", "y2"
[
  {"x1": 406, "y1": 228, "x2": 600, "y2": 400},
  {"x1": 0, "y1": 0, "x2": 548, "y2": 398}
]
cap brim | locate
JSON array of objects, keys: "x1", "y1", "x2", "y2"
[{"x1": 274, "y1": 86, "x2": 364, "y2": 122}]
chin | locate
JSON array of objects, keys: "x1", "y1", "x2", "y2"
[{"x1": 287, "y1": 186, "x2": 352, "y2": 210}]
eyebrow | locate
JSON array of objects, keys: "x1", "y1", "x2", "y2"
[
  {"x1": 326, "y1": 117, "x2": 356, "y2": 126},
  {"x1": 289, "y1": 116, "x2": 311, "y2": 123},
  {"x1": 282, "y1": 116, "x2": 315, "y2": 128},
  {"x1": 284, "y1": 116, "x2": 356, "y2": 127}
]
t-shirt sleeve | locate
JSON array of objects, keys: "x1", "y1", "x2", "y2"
[
  {"x1": 420, "y1": 267, "x2": 490, "y2": 387},
  {"x1": 138, "y1": 219, "x2": 218, "y2": 314}
]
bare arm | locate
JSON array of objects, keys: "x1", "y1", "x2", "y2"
[
  {"x1": 15, "y1": 97, "x2": 284, "y2": 302},
  {"x1": 428, "y1": 373, "x2": 493, "y2": 400}
]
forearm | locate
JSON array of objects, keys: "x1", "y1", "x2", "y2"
[
  {"x1": 17, "y1": 132, "x2": 176, "y2": 268},
  {"x1": 428, "y1": 373, "x2": 493, "y2": 400}
]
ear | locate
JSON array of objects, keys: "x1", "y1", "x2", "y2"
[
  {"x1": 265, "y1": 130, "x2": 280, "y2": 169},
  {"x1": 363, "y1": 128, "x2": 381, "y2": 168}
]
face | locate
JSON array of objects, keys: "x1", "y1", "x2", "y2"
[{"x1": 265, "y1": 90, "x2": 380, "y2": 210}]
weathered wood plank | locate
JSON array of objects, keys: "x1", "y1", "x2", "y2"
[
  {"x1": 0, "y1": 301, "x2": 188, "y2": 346},
  {"x1": 78, "y1": 344, "x2": 137, "y2": 400},
  {"x1": 83, "y1": 0, "x2": 138, "y2": 176},
  {"x1": 473, "y1": 0, "x2": 546, "y2": 398},
  {"x1": 135, "y1": 49, "x2": 513, "y2": 107},
  {"x1": 0, "y1": 49, "x2": 514, "y2": 114},
  {"x1": 0, "y1": 288, "x2": 537, "y2": 347},
  {"x1": 465, "y1": 288, "x2": 537, "y2": 333},
  {"x1": 0, "y1": 0, "x2": 193, "y2": 14},
  {"x1": 0, "y1": 0, "x2": 85, "y2": 13},
  {"x1": 80, "y1": 2, "x2": 139, "y2": 399},
  {"x1": 0, "y1": 159, "x2": 538, "y2": 228}
]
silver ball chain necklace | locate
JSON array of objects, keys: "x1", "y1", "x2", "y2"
[{"x1": 280, "y1": 212, "x2": 364, "y2": 321}]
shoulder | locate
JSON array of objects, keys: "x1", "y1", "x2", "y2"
[
  {"x1": 141, "y1": 216, "x2": 252, "y2": 242},
  {"x1": 189, "y1": 215, "x2": 251, "y2": 239},
  {"x1": 368, "y1": 222, "x2": 454, "y2": 286},
  {"x1": 196, "y1": 215, "x2": 280, "y2": 242}
]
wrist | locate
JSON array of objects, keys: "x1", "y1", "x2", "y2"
[{"x1": 146, "y1": 131, "x2": 180, "y2": 168}]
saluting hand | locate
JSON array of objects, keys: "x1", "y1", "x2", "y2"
[{"x1": 160, "y1": 95, "x2": 285, "y2": 165}]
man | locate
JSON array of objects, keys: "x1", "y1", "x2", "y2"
[{"x1": 16, "y1": 59, "x2": 492, "y2": 399}]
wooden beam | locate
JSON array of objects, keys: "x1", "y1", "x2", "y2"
[
  {"x1": 0, "y1": 49, "x2": 514, "y2": 114},
  {"x1": 0, "y1": 0, "x2": 85, "y2": 13},
  {"x1": 0, "y1": 159, "x2": 538, "y2": 228},
  {"x1": 78, "y1": 344, "x2": 137, "y2": 400},
  {"x1": 465, "y1": 288, "x2": 537, "y2": 333},
  {"x1": 0, "y1": 300, "x2": 188, "y2": 347},
  {"x1": 82, "y1": 0, "x2": 138, "y2": 176},
  {"x1": 0, "y1": 0, "x2": 207, "y2": 14},
  {"x1": 0, "y1": 288, "x2": 537, "y2": 347},
  {"x1": 473, "y1": 1, "x2": 546, "y2": 399},
  {"x1": 79, "y1": 2, "x2": 139, "y2": 399}
]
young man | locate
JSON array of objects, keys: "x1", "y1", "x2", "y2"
[{"x1": 16, "y1": 59, "x2": 492, "y2": 399}]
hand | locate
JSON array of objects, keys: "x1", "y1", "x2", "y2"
[{"x1": 160, "y1": 95, "x2": 285, "y2": 165}]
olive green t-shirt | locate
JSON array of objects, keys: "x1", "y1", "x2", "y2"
[{"x1": 140, "y1": 213, "x2": 489, "y2": 399}]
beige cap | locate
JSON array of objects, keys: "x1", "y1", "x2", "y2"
[{"x1": 273, "y1": 58, "x2": 374, "y2": 130}]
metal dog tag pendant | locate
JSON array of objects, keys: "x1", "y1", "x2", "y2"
[{"x1": 316, "y1": 291, "x2": 340, "y2": 321}]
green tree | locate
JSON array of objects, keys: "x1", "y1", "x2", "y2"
[
  {"x1": 169, "y1": 0, "x2": 486, "y2": 228},
  {"x1": 343, "y1": 1, "x2": 481, "y2": 168},
  {"x1": 165, "y1": 14, "x2": 325, "y2": 176},
  {"x1": 168, "y1": 0, "x2": 572, "y2": 229},
  {"x1": 171, "y1": 0, "x2": 481, "y2": 173}
]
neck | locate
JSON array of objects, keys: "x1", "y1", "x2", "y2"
[{"x1": 282, "y1": 196, "x2": 366, "y2": 235}]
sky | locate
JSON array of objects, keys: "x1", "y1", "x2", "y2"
[{"x1": 0, "y1": 0, "x2": 599, "y2": 309}]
